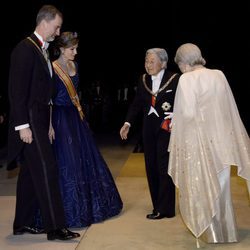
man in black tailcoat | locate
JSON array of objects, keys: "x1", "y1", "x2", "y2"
[
  {"x1": 8, "y1": 5, "x2": 79, "y2": 240},
  {"x1": 120, "y1": 48, "x2": 179, "y2": 219}
]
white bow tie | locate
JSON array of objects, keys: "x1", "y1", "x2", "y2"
[
  {"x1": 152, "y1": 75, "x2": 161, "y2": 81},
  {"x1": 42, "y1": 42, "x2": 49, "y2": 50}
]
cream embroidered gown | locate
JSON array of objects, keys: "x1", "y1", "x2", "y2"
[{"x1": 168, "y1": 68, "x2": 250, "y2": 243}]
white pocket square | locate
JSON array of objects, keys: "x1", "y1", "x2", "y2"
[{"x1": 166, "y1": 89, "x2": 173, "y2": 93}]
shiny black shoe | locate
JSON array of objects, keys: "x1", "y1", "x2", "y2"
[
  {"x1": 47, "y1": 228, "x2": 80, "y2": 241},
  {"x1": 13, "y1": 226, "x2": 45, "y2": 235},
  {"x1": 146, "y1": 212, "x2": 174, "y2": 220}
]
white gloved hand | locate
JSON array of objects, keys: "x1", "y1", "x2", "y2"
[{"x1": 164, "y1": 112, "x2": 173, "y2": 120}]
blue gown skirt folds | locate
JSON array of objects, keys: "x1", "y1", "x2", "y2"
[{"x1": 34, "y1": 72, "x2": 123, "y2": 228}]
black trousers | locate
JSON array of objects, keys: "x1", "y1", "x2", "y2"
[
  {"x1": 13, "y1": 105, "x2": 65, "y2": 231},
  {"x1": 142, "y1": 115, "x2": 175, "y2": 216}
]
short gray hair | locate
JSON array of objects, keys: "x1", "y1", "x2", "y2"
[
  {"x1": 174, "y1": 43, "x2": 206, "y2": 66},
  {"x1": 146, "y1": 48, "x2": 168, "y2": 68}
]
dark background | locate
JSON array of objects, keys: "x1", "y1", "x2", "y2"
[{"x1": 1, "y1": 0, "x2": 249, "y2": 132}]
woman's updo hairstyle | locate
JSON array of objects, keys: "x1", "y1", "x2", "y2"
[
  {"x1": 174, "y1": 43, "x2": 206, "y2": 66},
  {"x1": 53, "y1": 31, "x2": 79, "y2": 58}
]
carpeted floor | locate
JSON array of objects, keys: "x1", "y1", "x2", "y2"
[
  {"x1": 119, "y1": 153, "x2": 146, "y2": 177},
  {"x1": 76, "y1": 154, "x2": 250, "y2": 250},
  {"x1": 1, "y1": 149, "x2": 250, "y2": 250}
]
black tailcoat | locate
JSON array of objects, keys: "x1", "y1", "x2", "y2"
[
  {"x1": 126, "y1": 70, "x2": 179, "y2": 215},
  {"x1": 8, "y1": 34, "x2": 65, "y2": 231}
]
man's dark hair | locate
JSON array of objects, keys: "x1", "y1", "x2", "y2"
[{"x1": 36, "y1": 5, "x2": 63, "y2": 25}]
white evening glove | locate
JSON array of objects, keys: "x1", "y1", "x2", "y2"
[
  {"x1": 164, "y1": 112, "x2": 173, "y2": 120},
  {"x1": 164, "y1": 112, "x2": 173, "y2": 130}
]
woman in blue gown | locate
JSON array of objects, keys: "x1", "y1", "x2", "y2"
[{"x1": 48, "y1": 32, "x2": 123, "y2": 228}]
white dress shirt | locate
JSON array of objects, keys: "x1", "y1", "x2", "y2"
[{"x1": 148, "y1": 69, "x2": 164, "y2": 117}]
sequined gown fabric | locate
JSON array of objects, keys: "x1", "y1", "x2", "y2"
[
  {"x1": 50, "y1": 70, "x2": 123, "y2": 227},
  {"x1": 168, "y1": 68, "x2": 250, "y2": 242}
]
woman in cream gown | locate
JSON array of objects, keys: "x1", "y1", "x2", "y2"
[{"x1": 168, "y1": 43, "x2": 250, "y2": 246}]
